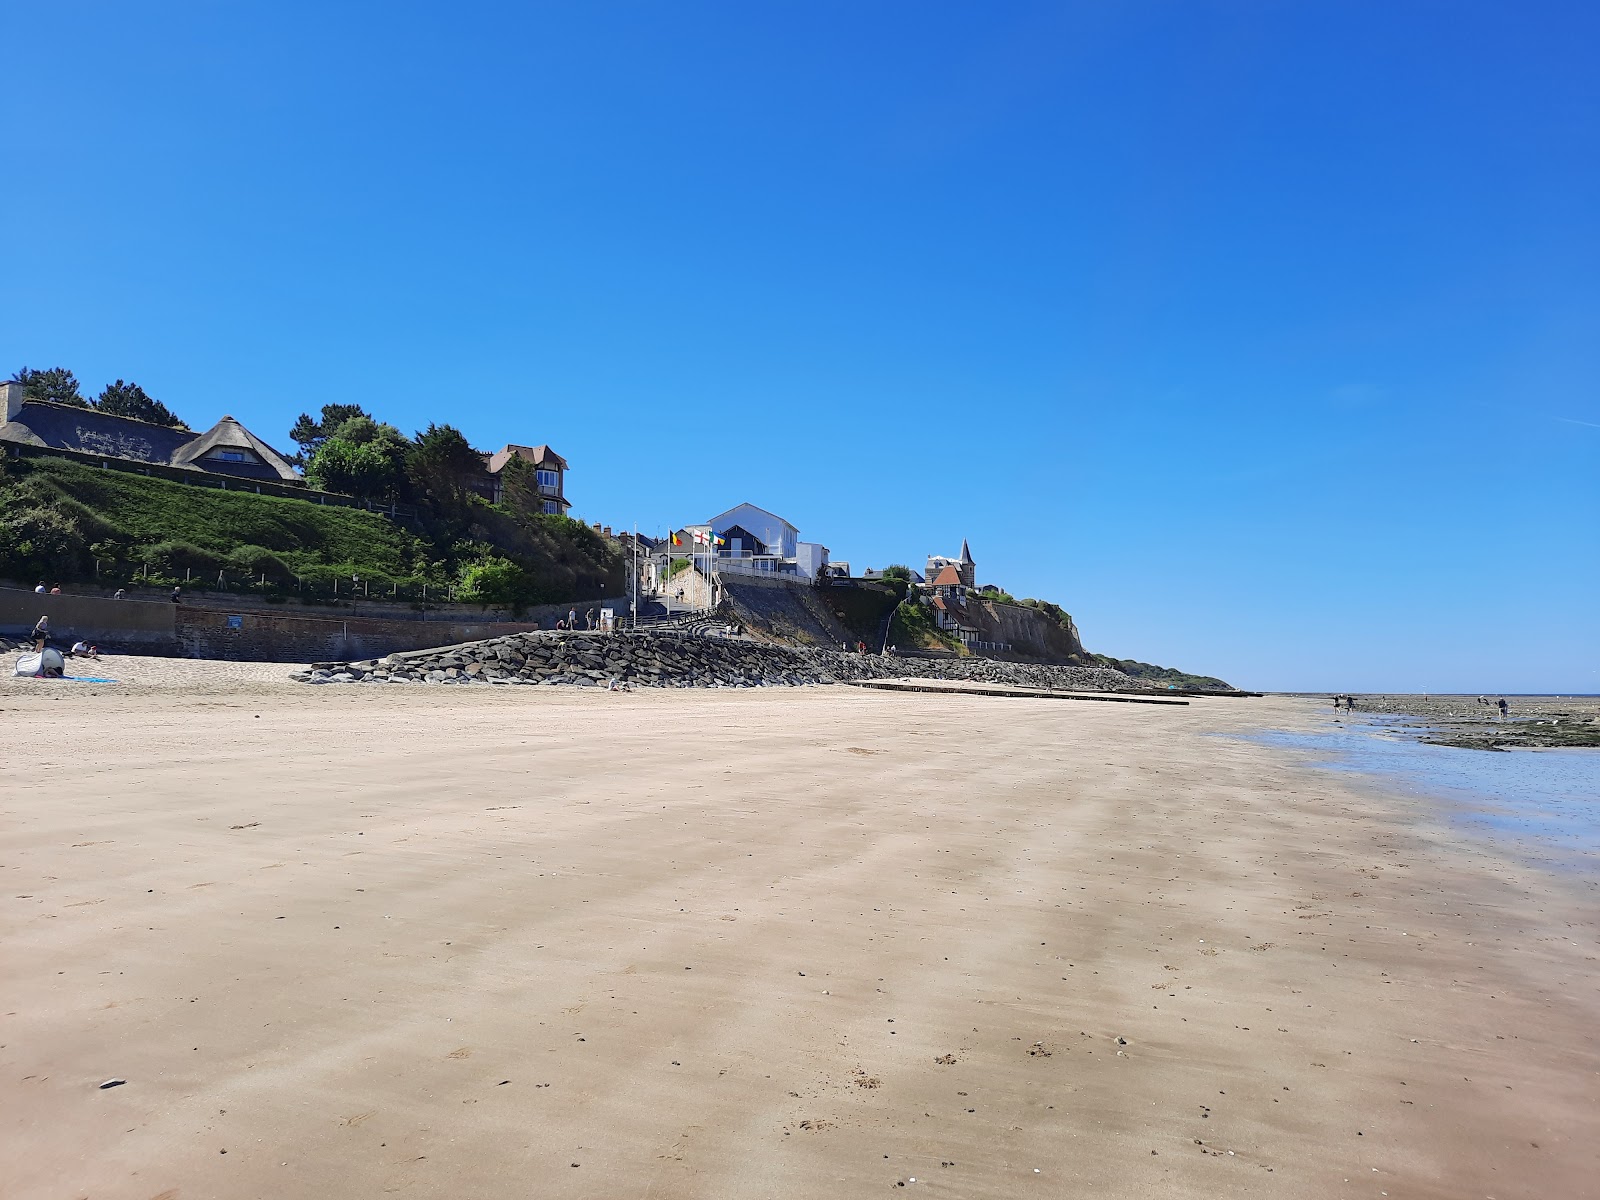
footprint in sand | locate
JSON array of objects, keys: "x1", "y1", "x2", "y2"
[{"x1": 446, "y1": 1047, "x2": 473, "y2": 1059}]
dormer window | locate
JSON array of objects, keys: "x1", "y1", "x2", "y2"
[{"x1": 216, "y1": 450, "x2": 248, "y2": 463}]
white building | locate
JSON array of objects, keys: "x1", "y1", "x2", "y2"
[{"x1": 682, "y1": 503, "x2": 831, "y2": 581}]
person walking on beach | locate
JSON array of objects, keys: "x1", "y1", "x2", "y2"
[
  {"x1": 568, "y1": 608, "x2": 577, "y2": 629},
  {"x1": 1497, "y1": 697, "x2": 1509, "y2": 719},
  {"x1": 585, "y1": 608, "x2": 596, "y2": 630},
  {"x1": 1333, "y1": 695, "x2": 1342, "y2": 710}
]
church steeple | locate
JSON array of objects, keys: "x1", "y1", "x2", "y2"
[{"x1": 958, "y1": 538, "x2": 974, "y2": 586}]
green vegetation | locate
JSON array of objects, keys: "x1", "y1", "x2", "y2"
[
  {"x1": 670, "y1": 556, "x2": 691, "y2": 576},
  {"x1": 0, "y1": 455, "x2": 622, "y2": 613},
  {"x1": 1092, "y1": 655, "x2": 1233, "y2": 691},
  {"x1": 875, "y1": 564, "x2": 911, "y2": 601},
  {"x1": 94, "y1": 379, "x2": 187, "y2": 429},
  {"x1": 1016, "y1": 597, "x2": 1077, "y2": 635},
  {"x1": 10, "y1": 365, "x2": 187, "y2": 428},
  {"x1": 11, "y1": 366, "x2": 88, "y2": 407},
  {"x1": 888, "y1": 590, "x2": 963, "y2": 653}
]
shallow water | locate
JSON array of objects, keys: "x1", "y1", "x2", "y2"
[{"x1": 1245, "y1": 712, "x2": 1600, "y2": 872}]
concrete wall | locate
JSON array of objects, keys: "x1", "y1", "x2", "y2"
[
  {"x1": 1, "y1": 586, "x2": 627, "y2": 663},
  {"x1": 1, "y1": 588, "x2": 176, "y2": 649}
]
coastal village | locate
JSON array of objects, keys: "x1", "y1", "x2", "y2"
[{"x1": 2, "y1": 374, "x2": 1190, "y2": 685}]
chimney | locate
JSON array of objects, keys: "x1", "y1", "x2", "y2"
[
  {"x1": 602, "y1": 525, "x2": 612, "y2": 537},
  {"x1": 1, "y1": 380, "x2": 25, "y2": 423}
]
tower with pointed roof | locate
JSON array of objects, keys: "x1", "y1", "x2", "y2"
[{"x1": 925, "y1": 539, "x2": 976, "y2": 589}]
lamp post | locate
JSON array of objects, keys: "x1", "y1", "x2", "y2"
[{"x1": 351, "y1": 574, "x2": 360, "y2": 617}]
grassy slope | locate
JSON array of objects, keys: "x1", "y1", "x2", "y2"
[
  {"x1": 888, "y1": 598, "x2": 964, "y2": 653},
  {"x1": 0, "y1": 456, "x2": 621, "y2": 601}
]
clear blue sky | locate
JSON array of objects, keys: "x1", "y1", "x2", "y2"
[{"x1": 4, "y1": 2, "x2": 1596, "y2": 692}]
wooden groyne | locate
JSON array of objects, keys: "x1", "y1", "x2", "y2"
[{"x1": 845, "y1": 680, "x2": 1189, "y2": 705}]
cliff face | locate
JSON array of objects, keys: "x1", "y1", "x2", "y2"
[
  {"x1": 719, "y1": 576, "x2": 899, "y2": 649},
  {"x1": 720, "y1": 576, "x2": 1091, "y2": 666},
  {"x1": 974, "y1": 600, "x2": 1090, "y2": 664}
]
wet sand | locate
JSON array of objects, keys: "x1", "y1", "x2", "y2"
[{"x1": 2, "y1": 663, "x2": 1595, "y2": 1198}]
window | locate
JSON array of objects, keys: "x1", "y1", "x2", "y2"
[
  {"x1": 536, "y1": 469, "x2": 559, "y2": 488},
  {"x1": 216, "y1": 450, "x2": 247, "y2": 462},
  {"x1": 543, "y1": 500, "x2": 560, "y2": 514}
]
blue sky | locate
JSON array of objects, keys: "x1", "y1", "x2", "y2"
[{"x1": 4, "y1": 2, "x2": 1596, "y2": 692}]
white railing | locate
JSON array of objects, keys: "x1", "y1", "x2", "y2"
[{"x1": 711, "y1": 556, "x2": 794, "y2": 577}]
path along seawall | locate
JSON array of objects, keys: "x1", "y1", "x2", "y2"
[{"x1": 295, "y1": 630, "x2": 1147, "y2": 691}]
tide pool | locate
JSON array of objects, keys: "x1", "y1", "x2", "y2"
[{"x1": 1244, "y1": 713, "x2": 1600, "y2": 872}]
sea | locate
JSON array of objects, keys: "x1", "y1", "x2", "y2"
[{"x1": 1246, "y1": 709, "x2": 1600, "y2": 874}]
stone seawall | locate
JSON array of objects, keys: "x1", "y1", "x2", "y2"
[{"x1": 295, "y1": 630, "x2": 1138, "y2": 691}]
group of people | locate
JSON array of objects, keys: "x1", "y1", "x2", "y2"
[
  {"x1": 1478, "y1": 695, "x2": 1511, "y2": 718},
  {"x1": 32, "y1": 581, "x2": 62, "y2": 595},
  {"x1": 26, "y1": 615, "x2": 99, "y2": 660},
  {"x1": 1332, "y1": 694, "x2": 1361, "y2": 710},
  {"x1": 552, "y1": 607, "x2": 600, "y2": 632}
]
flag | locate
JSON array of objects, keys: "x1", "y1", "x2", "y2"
[
  {"x1": 713, "y1": 535, "x2": 726, "y2": 547},
  {"x1": 693, "y1": 530, "x2": 710, "y2": 545},
  {"x1": 670, "y1": 531, "x2": 682, "y2": 547}
]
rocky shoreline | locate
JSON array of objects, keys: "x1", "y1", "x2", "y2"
[
  {"x1": 1338, "y1": 694, "x2": 1600, "y2": 750},
  {"x1": 292, "y1": 630, "x2": 1145, "y2": 692}
]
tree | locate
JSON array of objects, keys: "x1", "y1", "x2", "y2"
[
  {"x1": 496, "y1": 454, "x2": 545, "y2": 518},
  {"x1": 407, "y1": 423, "x2": 483, "y2": 520},
  {"x1": 10, "y1": 366, "x2": 88, "y2": 407},
  {"x1": 95, "y1": 379, "x2": 187, "y2": 428},
  {"x1": 457, "y1": 555, "x2": 537, "y2": 614},
  {"x1": 289, "y1": 403, "x2": 372, "y2": 460},
  {"x1": 880, "y1": 564, "x2": 912, "y2": 582},
  {"x1": 305, "y1": 437, "x2": 401, "y2": 500}
]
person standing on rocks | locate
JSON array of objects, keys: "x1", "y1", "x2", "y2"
[
  {"x1": 568, "y1": 608, "x2": 577, "y2": 629},
  {"x1": 1497, "y1": 697, "x2": 1509, "y2": 719}
]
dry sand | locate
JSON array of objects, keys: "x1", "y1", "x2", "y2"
[{"x1": 3, "y1": 657, "x2": 1596, "y2": 1199}]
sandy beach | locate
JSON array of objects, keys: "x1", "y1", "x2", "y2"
[{"x1": 3, "y1": 659, "x2": 1595, "y2": 1199}]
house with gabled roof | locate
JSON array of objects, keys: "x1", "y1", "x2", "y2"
[
  {"x1": 473, "y1": 443, "x2": 571, "y2": 513},
  {"x1": 925, "y1": 539, "x2": 975, "y2": 589},
  {"x1": 671, "y1": 502, "x2": 831, "y2": 581}
]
